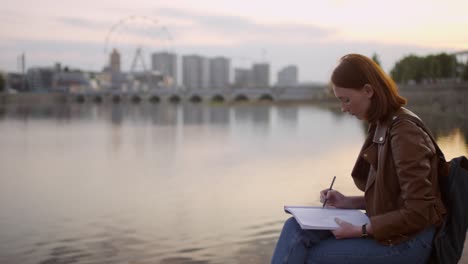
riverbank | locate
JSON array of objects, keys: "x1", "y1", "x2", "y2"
[
  {"x1": 1, "y1": 82, "x2": 467, "y2": 114},
  {"x1": 0, "y1": 93, "x2": 66, "y2": 104}
]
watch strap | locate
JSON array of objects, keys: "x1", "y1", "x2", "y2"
[{"x1": 361, "y1": 223, "x2": 369, "y2": 238}]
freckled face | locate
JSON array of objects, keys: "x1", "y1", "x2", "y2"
[{"x1": 332, "y1": 85, "x2": 373, "y2": 121}]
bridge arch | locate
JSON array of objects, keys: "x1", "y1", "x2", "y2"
[
  {"x1": 149, "y1": 95, "x2": 160, "y2": 103},
  {"x1": 211, "y1": 94, "x2": 225, "y2": 102},
  {"x1": 75, "y1": 94, "x2": 85, "y2": 103},
  {"x1": 112, "y1": 95, "x2": 121, "y2": 103},
  {"x1": 233, "y1": 94, "x2": 249, "y2": 102},
  {"x1": 189, "y1": 95, "x2": 202, "y2": 103},
  {"x1": 169, "y1": 95, "x2": 181, "y2": 103},
  {"x1": 131, "y1": 95, "x2": 142, "y2": 103},
  {"x1": 258, "y1": 94, "x2": 274, "y2": 102},
  {"x1": 93, "y1": 95, "x2": 103, "y2": 103}
]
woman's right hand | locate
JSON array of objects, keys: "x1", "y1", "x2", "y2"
[{"x1": 320, "y1": 189, "x2": 350, "y2": 209}]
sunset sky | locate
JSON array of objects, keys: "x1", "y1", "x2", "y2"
[{"x1": 1, "y1": 0, "x2": 467, "y2": 83}]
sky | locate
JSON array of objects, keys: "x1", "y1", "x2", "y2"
[{"x1": 1, "y1": 0, "x2": 467, "y2": 83}]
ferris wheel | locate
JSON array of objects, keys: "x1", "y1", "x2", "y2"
[{"x1": 103, "y1": 15, "x2": 175, "y2": 73}]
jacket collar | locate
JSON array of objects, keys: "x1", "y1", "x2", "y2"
[{"x1": 372, "y1": 107, "x2": 411, "y2": 144}]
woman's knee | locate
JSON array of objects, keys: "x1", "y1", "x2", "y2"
[
  {"x1": 273, "y1": 217, "x2": 308, "y2": 263},
  {"x1": 284, "y1": 217, "x2": 300, "y2": 230},
  {"x1": 277, "y1": 217, "x2": 301, "y2": 241}
]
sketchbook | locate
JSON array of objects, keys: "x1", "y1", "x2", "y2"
[{"x1": 284, "y1": 206, "x2": 370, "y2": 230}]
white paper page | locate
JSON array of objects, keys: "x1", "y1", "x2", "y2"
[{"x1": 285, "y1": 206, "x2": 370, "y2": 230}]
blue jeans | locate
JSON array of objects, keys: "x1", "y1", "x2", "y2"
[{"x1": 271, "y1": 217, "x2": 435, "y2": 264}]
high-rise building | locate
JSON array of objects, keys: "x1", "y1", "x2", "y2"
[
  {"x1": 201, "y1": 57, "x2": 210, "y2": 89},
  {"x1": 108, "y1": 49, "x2": 124, "y2": 90},
  {"x1": 209, "y1": 57, "x2": 230, "y2": 89},
  {"x1": 110, "y1": 49, "x2": 121, "y2": 73},
  {"x1": 182, "y1": 55, "x2": 210, "y2": 89},
  {"x1": 252, "y1": 63, "x2": 270, "y2": 88},
  {"x1": 151, "y1": 51, "x2": 177, "y2": 87},
  {"x1": 234, "y1": 68, "x2": 253, "y2": 88},
  {"x1": 277, "y1": 65, "x2": 298, "y2": 86}
]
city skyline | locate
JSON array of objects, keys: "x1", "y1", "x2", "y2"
[
  {"x1": 13, "y1": 47, "x2": 298, "y2": 92},
  {"x1": 1, "y1": 0, "x2": 467, "y2": 83}
]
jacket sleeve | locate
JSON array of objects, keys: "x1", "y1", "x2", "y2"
[{"x1": 370, "y1": 119, "x2": 438, "y2": 242}]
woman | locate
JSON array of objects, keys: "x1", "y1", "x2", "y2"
[{"x1": 271, "y1": 54, "x2": 446, "y2": 264}]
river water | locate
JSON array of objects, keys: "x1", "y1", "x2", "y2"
[{"x1": 0, "y1": 102, "x2": 467, "y2": 264}]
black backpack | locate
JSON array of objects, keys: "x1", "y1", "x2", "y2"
[
  {"x1": 397, "y1": 114, "x2": 468, "y2": 264},
  {"x1": 431, "y1": 156, "x2": 468, "y2": 264}
]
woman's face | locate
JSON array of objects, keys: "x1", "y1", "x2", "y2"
[{"x1": 332, "y1": 85, "x2": 373, "y2": 121}]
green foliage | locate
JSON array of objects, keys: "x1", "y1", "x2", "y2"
[
  {"x1": 390, "y1": 53, "x2": 459, "y2": 84},
  {"x1": 371, "y1": 53, "x2": 381, "y2": 66},
  {"x1": 462, "y1": 63, "x2": 468, "y2": 81}
]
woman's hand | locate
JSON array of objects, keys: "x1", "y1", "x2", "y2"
[
  {"x1": 331, "y1": 218, "x2": 361, "y2": 239},
  {"x1": 320, "y1": 189, "x2": 350, "y2": 208}
]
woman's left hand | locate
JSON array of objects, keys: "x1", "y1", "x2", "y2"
[{"x1": 331, "y1": 218, "x2": 361, "y2": 239}]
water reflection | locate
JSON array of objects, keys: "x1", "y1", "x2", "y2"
[
  {"x1": 233, "y1": 105, "x2": 271, "y2": 125},
  {"x1": 322, "y1": 105, "x2": 468, "y2": 157},
  {"x1": 276, "y1": 105, "x2": 298, "y2": 128},
  {"x1": 416, "y1": 110, "x2": 468, "y2": 144},
  {"x1": 111, "y1": 104, "x2": 125, "y2": 126},
  {"x1": 0, "y1": 102, "x2": 467, "y2": 264}
]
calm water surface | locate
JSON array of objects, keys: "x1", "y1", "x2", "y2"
[{"x1": 0, "y1": 102, "x2": 467, "y2": 264}]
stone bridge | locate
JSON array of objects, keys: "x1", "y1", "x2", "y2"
[{"x1": 72, "y1": 86, "x2": 329, "y2": 104}]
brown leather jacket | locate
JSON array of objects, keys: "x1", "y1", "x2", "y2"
[{"x1": 351, "y1": 107, "x2": 446, "y2": 245}]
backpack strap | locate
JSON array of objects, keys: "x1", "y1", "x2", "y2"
[
  {"x1": 392, "y1": 114, "x2": 446, "y2": 162},
  {"x1": 391, "y1": 114, "x2": 449, "y2": 178}
]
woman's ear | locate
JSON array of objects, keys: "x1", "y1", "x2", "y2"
[{"x1": 363, "y1": 84, "x2": 374, "y2": 98}]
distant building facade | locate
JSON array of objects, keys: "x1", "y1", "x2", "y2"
[
  {"x1": 6, "y1": 73, "x2": 28, "y2": 91},
  {"x1": 27, "y1": 67, "x2": 54, "y2": 91},
  {"x1": 209, "y1": 57, "x2": 230, "y2": 89},
  {"x1": 26, "y1": 65, "x2": 89, "y2": 92},
  {"x1": 182, "y1": 55, "x2": 210, "y2": 89},
  {"x1": 252, "y1": 63, "x2": 270, "y2": 88},
  {"x1": 151, "y1": 51, "x2": 177, "y2": 88},
  {"x1": 107, "y1": 49, "x2": 124, "y2": 90},
  {"x1": 110, "y1": 49, "x2": 121, "y2": 73},
  {"x1": 277, "y1": 65, "x2": 298, "y2": 86},
  {"x1": 234, "y1": 68, "x2": 253, "y2": 88},
  {"x1": 53, "y1": 71, "x2": 89, "y2": 92}
]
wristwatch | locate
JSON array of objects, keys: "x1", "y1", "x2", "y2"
[{"x1": 361, "y1": 224, "x2": 369, "y2": 238}]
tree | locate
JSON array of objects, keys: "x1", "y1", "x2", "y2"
[
  {"x1": 390, "y1": 54, "x2": 424, "y2": 83},
  {"x1": 462, "y1": 63, "x2": 468, "y2": 81},
  {"x1": 372, "y1": 53, "x2": 381, "y2": 67},
  {"x1": 390, "y1": 53, "x2": 458, "y2": 84}
]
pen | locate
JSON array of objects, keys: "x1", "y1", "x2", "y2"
[{"x1": 322, "y1": 176, "x2": 336, "y2": 208}]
